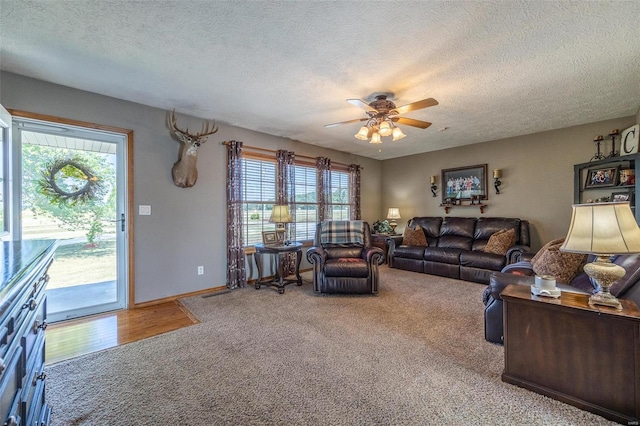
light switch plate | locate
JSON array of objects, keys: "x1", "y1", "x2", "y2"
[{"x1": 139, "y1": 205, "x2": 151, "y2": 215}]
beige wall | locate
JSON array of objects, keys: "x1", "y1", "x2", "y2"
[
  {"x1": 0, "y1": 72, "x2": 381, "y2": 303},
  {"x1": 381, "y1": 116, "x2": 637, "y2": 250}
]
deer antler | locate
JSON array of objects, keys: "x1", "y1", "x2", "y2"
[{"x1": 171, "y1": 110, "x2": 218, "y2": 142}]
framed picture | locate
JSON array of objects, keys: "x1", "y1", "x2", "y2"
[
  {"x1": 262, "y1": 231, "x2": 277, "y2": 245},
  {"x1": 442, "y1": 164, "x2": 488, "y2": 202},
  {"x1": 611, "y1": 191, "x2": 631, "y2": 202},
  {"x1": 585, "y1": 167, "x2": 619, "y2": 188}
]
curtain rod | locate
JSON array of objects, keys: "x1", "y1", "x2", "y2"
[{"x1": 221, "y1": 141, "x2": 361, "y2": 169}]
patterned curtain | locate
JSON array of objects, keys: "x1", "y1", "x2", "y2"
[
  {"x1": 348, "y1": 164, "x2": 362, "y2": 220},
  {"x1": 276, "y1": 150, "x2": 296, "y2": 275},
  {"x1": 225, "y1": 140, "x2": 246, "y2": 289},
  {"x1": 316, "y1": 157, "x2": 332, "y2": 221}
]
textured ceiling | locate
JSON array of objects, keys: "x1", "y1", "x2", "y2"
[{"x1": 1, "y1": 1, "x2": 640, "y2": 160}]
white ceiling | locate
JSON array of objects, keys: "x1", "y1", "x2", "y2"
[{"x1": 1, "y1": 1, "x2": 639, "y2": 160}]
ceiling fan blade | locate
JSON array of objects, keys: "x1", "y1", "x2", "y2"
[
  {"x1": 393, "y1": 98, "x2": 439, "y2": 115},
  {"x1": 395, "y1": 117, "x2": 432, "y2": 129},
  {"x1": 323, "y1": 118, "x2": 368, "y2": 128},
  {"x1": 347, "y1": 99, "x2": 377, "y2": 112}
]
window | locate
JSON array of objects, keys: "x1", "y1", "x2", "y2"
[
  {"x1": 293, "y1": 164, "x2": 317, "y2": 241},
  {"x1": 242, "y1": 157, "x2": 276, "y2": 246},
  {"x1": 241, "y1": 155, "x2": 356, "y2": 246},
  {"x1": 329, "y1": 169, "x2": 351, "y2": 220}
]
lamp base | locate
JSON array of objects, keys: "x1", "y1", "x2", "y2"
[
  {"x1": 389, "y1": 220, "x2": 398, "y2": 234},
  {"x1": 583, "y1": 256, "x2": 625, "y2": 311},
  {"x1": 588, "y1": 292, "x2": 622, "y2": 310}
]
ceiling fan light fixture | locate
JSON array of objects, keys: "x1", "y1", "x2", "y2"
[
  {"x1": 378, "y1": 120, "x2": 392, "y2": 137},
  {"x1": 392, "y1": 126, "x2": 406, "y2": 141},
  {"x1": 370, "y1": 132, "x2": 382, "y2": 144},
  {"x1": 354, "y1": 126, "x2": 370, "y2": 140}
]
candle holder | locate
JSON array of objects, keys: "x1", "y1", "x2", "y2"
[
  {"x1": 493, "y1": 169, "x2": 502, "y2": 194},
  {"x1": 430, "y1": 176, "x2": 437, "y2": 197},
  {"x1": 591, "y1": 135, "x2": 605, "y2": 161},
  {"x1": 607, "y1": 129, "x2": 620, "y2": 158}
]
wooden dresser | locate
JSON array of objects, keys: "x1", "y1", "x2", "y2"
[
  {"x1": 502, "y1": 284, "x2": 640, "y2": 424},
  {"x1": 0, "y1": 240, "x2": 56, "y2": 426}
]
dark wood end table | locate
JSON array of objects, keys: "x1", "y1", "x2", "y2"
[
  {"x1": 254, "y1": 242, "x2": 303, "y2": 294},
  {"x1": 501, "y1": 284, "x2": 640, "y2": 424},
  {"x1": 371, "y1": 234, "x2": 392, "y2": 264}
]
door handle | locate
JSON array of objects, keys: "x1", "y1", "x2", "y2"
[{"x1": 110, "y1": 213, "x2": 125, "y2": 232}]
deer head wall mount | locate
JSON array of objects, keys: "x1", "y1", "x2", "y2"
[{"x1": 169, "y1": 110, "x2": 218, "y2": 188}]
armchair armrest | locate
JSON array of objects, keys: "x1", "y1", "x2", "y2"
[
  {"x1": 386, "y1": 236, "x2": 404, "y2": 268},
  {"x1": 506, "y1": 245, "x2": 531, "y2": 264},
  {"x1": 306, "y1": 246, "x2": 326, "y2": 265},
  {"x1": 364, "y1": 246, "x2": 385, "y2": 265}
]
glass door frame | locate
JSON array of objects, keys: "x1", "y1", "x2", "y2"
[{"x1": 10, "y1": 110, "x2": 134, "y2": 320}]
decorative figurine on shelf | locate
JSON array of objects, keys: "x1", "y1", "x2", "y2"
[
  {"x1": 607, "y1": 129, "x2": 620, "y2": 158},
  {"x1": 591, "y1": 135, "x2": 605, "y2": 161}
]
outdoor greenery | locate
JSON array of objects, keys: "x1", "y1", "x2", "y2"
[{"x1": 23, "y1": 144, "x2": 116, "y2": 244}]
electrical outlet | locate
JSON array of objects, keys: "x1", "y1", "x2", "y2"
[{"x1": 197, "y1": 266, "x2": 204, "y2": 275}]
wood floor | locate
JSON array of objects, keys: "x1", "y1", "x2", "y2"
[{"x1": 45, "y1": 300, "x2": 199, "y2": 365}]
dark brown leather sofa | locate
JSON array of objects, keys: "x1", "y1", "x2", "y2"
[
  {"x1": 483, "y1": 253, "x2": 640, "y2": 344},
  {"x1": 306, "y1": 221, "x2": 384, "y2": 294},
  {"x1": 387, "y1": 217, "x2": 530, "y2": 284}
]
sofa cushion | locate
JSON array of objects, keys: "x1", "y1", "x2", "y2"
[
  {"x1": 392, "y1": 245, "x2": 426, "y2": 260},
  {"x1": 460, "y1": 250, "x2": 506, "y2": 271},
  {"x1": 424, "y1": 247, "x2": 462, "y2": 264},
  {"x1": 531, "y1": 239, "x2": 586, "y2": 284},
  {"x1": 403, "y1": 226, "x2": 427, "y2": 246},
  {"x1": 324, "y1": 258, "x2": 369, "y2": 278},
  {"x1": 437, "y1": 217, "x2": 476, "y2": 250},
  {"x1": 483, "y1": 228, "x2": 516, "y2": 255}
]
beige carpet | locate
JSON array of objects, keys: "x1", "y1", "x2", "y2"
[{"x1": 46, "y1": 266, "x2": 616, "y2": 425}]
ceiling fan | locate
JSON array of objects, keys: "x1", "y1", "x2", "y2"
[{"x1": 324, "y1": 93, "x2": 438, "y2": 144}]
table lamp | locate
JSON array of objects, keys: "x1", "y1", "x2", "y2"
[
  {"x1": 560, "y1": 202, "x2": 640, "y2": 310},
  {"x1": 387, "y1": 208, "x2": 401, "y2": 234},
  {"x1": 269, "y1": 205, "x2": 292, "y2": 244}
]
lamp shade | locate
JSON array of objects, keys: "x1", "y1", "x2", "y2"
[
  {"x1": 392, "y1": 126, "x2": 406, "y2": 141},
  {"x1": 269, "y1": 205, "x2": 292, "y2": 223},
  {"x1": 370, "y1": 132, "x2": 382, "y2": 144},
  {"x1": 386, "y1": 208, "x2": 401, "y2": 220},
  {"x1": 560, "y1": 202, "x2": 640, "y2": 255},
  {"x1": 354, "y1": 126, "x2": 369, "y2": 140},
  {"x1": 378, "y1": 121, "x2": 392, "y2": 137}
]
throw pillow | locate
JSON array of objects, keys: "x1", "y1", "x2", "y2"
[
  {"x1": 530, "y1": 238, "x2": 565, "y2": 265},
  {"x1": 483, "y1": 228, "x2": 516, "y2": 255},
  {"x1": 403, "y1": 227, "x2": 427, "y2": 247},
  {"x1": 531, "y1": 238, "x2": 586, "y2": 284}
]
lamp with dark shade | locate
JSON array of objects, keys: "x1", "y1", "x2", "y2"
[{"x1": 560, "y1": 202, "x2": 640, "y2": 309}]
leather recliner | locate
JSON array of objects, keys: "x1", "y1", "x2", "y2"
[{"x1": 306, "y1": 221, "x2": 384, "y2": 294}]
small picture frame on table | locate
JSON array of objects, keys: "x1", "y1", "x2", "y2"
[
  {"x1": 262, "y1": 231, "x2": 277, "y2": 245},
  {"x1": 585, "y1": 166, "x2": 619, "y2": 188}
]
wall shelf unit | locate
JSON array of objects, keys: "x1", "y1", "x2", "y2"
[
  {"x1": 573, "y1": 153, "x2": 639, "y2": 223},
  {"x1": 440, "y1": 204, "x2": 487, "y2": 214}
]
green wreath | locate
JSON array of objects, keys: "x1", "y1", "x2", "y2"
[{"x1": 38, "y1": 159, "x2": 102, "y2": 206}]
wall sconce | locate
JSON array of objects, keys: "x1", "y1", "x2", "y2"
[
  {"x1": 430, "y1": 175, "x2": 437, "y2": 197},
  {"x1": 493, "y1": 169, "x2": 502, "y2": 194}
]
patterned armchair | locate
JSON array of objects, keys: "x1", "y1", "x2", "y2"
[{"x1": 306, "y1": 221, "x2": 385, "y2": 294}]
